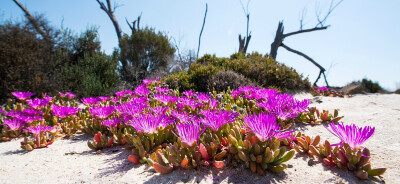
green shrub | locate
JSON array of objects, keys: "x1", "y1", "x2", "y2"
[
  {"x1": 0, "y1": 21, "x2": 58, "y2": 101},
  {"x1": 360, "y1": 78, "x2": 382, "y2": 93},
  {"x1": 119, "y1": 27, "x2": 175, "y2": 86},
  {"x1": 55, "y1": 28, "x2": 119, "y2": 97},
  {"x1": 57, "y1": 53, "x2": 119, "y2": 97},
  {"x1": 163, "y1": 52, "x2": 310, "y2": 92}
]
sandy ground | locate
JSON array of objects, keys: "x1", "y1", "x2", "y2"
[{"x1": 0, "y1": 93, "x2": 399, "y2": 184}]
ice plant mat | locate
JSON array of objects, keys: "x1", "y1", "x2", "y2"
[{"x1": 0, "y1": 93, "x2": 399, "y2": 184}]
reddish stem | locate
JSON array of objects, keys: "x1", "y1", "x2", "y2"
[{"x1": 35, "y1": 134, "x2": 40, "y2": 148}]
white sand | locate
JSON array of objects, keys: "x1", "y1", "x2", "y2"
[{"x1": 0, "y1": 93, "x2": 399, "y2": 184}]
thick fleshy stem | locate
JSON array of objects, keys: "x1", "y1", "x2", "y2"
[{"x1": 35, "y1": 134, "x2": 40, "y2": 148}]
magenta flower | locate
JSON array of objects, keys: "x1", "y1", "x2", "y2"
[
  {"x1": 25, "y1": 125, "x2": 53, "y2": 135},
  {"x1": 129, "y1": 113, "x2": 173, "y2": 134},
  {"x1": 5, "y1": 109, "x2": 43, "y2": 121},
  {"x1": 43, "y1": 94, "x2": 54, "y2": 102},
  {"x1": 325, "y1": 122, "x2": 375, "y2": 150},
  {"x1": 243, "y1": 113, "x2": 292, "y2": 142},
  {"x1": 143, "y1": 78, "x2": 159, "y2": 85},
  {"x1": 257, "y1": 94, "x2": 309, "y2": 120},
  {"x1": 4, "y1": 118, "x2": 26, "y2": 130},
  {"x1": 155, "y1": 87, "x2": 170, "y2": 94},
  {"x1": 134, "y1": 84, "x2": 150, "y2": 96},
  {"x1": 102, "y1": 117, "x2": 121, "y2": 129},
  {"x1": 26, "y1": 98, "x2": 50, "y2": 108},
  {"x1": 12, "y1": 92, "x2": 35, "y2": 100},
  {"x1": 17, "y1": 115, "x2": 44, "y2": 123},
  {"x1": 150, "y1": 106, "x2": 169, "y2": 116},
  {"x1": 177, "y1": 97, "x2": 203, "y2": 110},
  {"x1": 98, "y1": 96, "x2": 111, "y2": 102},
  {"x1": 171, "y1": 110, "x2": 197, "y2": 123},
  {"x1": 66, "y1": 92, "x2": 76, "y2": 98},
  {"x1": 197, "y1": 93, "x2": 211, "y2": 103},
  {"x1": 175, "y1": 121, "x2": 205, "y2": 147},
  {"x1": 51, "y1": 105, "x2": 81, "y2": 118},
  {"x1": 183, "y1": 90, "x2": 196, "y2": 98},
  {"x1": 124, "y1": 90, "x2": 133, "y2": 96},
  {"x1": 5, "y1": 110, "x2": 23, "y2": 118},
  {"x1": 318, "y1": 87, "x2": 330, "y2": 91},
  {"x1": 209, "y1": 99, "x2": 219, "y2": 109},
  {"x1": 21, "y1": 109, "x2": 43, "y2": 116},
  {"x1": 81, "y1": 97, "x2": 100, "y2": 106},
  {"x1": 199, "y1": 110, "x2": 239, "y2": 131},
  {"x1": 115, "y1": 91, "x2": 126, "y2": 98},
  {"x1": 154, "y1": 94, "x2": 177, "y2": 105},
  {"x1": 117, "y1": 99, "x2": 148, "y2": 117},
  {"x1": 89, "y1": 106, "x2": 115, "y2": 119}
]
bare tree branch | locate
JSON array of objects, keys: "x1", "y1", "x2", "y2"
[
  {"x1": 299, "y1": 7, "x2": 307, "y2": 30},
  {"x1": 283, "y1": 26, "x2": 328, "y2": 39},
  {"x1": 12, "y1": 0, "x2": 51, "y2": 42},
  {"x1": 281, "y1": 43, "x2": 329, "y2": 86},
  {"x1": 96, "y1": 0, "x2": 122, "y2": 43},
  {"x1": 197, "y1": 3, "x2": 208, "y2": 59},
  {"x1": 315, "y1": 0, "x2": 343, "y2": 27},
  {"x1": 280, "y1": 43, "x2": 325, "y2": 71},
  {"x1": 126, "y1": 13, "x2": 142, "y2": 35}
]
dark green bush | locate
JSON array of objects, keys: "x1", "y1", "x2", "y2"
[
  {"x1": 0, "y1": 18, "x2": 119, "y2": 101},
  {"x1": 163, "y1": 52, "x2": 310, "y2": 92},
  {"x1": 0, "y1": 20, "x2": 58, "y2": 101},
  {"x1": 360, "y1": 78, "x2": 383, "y2": 93},
  {"x1": 55, "y1": 28, "x2": 119, "y2": 97}
]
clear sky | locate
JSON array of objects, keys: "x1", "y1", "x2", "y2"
[{"x1": 1, "y1": 0, "x2": 399, "y2": 90}]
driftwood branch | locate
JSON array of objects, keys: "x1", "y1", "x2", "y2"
[
  {"x1": 197, "y1": 3, "x2": 208, "y2": 59},
  {"x1": 280, "y1": 43, "x2": 329, "y2": 86},
  {"x1": 96, "y1": 0, "x2": 122, "y2": 43},
  {"x1": 12, "y1": 0, "x2": 51, "y2": 42}
]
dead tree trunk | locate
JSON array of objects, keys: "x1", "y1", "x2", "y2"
[
  {"x1": 238, "y1": 0, "x2": 251, "y2": 55},
  {"x1": 12, "y1": 0, "x2": 52, "y2": 42},
  {"x1": 268, "y1": 0, "x2": 343, "y2": 87},
  {"x1": 95, "y1": 0, "x2": 129, "y2": 76},
  {"x1": 270, "y1": 21, "x2": 284, "y2": 60},
  {"x1": 96, "y1": 0, "x2": 122, "y2": 43}
]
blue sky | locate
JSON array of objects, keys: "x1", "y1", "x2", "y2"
[{"x1": 1, "y1": 0, "x2": 399, "y2": 90}]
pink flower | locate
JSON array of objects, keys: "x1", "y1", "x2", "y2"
[
  {"x1": 199, "y1": 110, "x2": 239, "y2": 131},
  {"x1": 25, "y1": 125, "x2": 53, "y2": 135},
  {"x1": 176, "y1": 121, "x2": 205, "y2": 147},
  {"x1": 52, "y1": 105, "x2": 81, "y2": 118},
  {"x1": 26, "y1": 98, "x2": 50, "y2": 108},
  {"x1": 4, "y1": 118, "x2": 26, "y2": 130},
  {"x1": 89, "y1": 106, "x2": 115, "y2": 119},
  {"x1": 243, "y1": 113, "x2": 292, "y2": 142},
  {"x1": 12, "y1": 92, "x2": 35, "y2": 100},
  {"x1": 325, "y1": 122, "x2": 375, "y2": 150}
]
